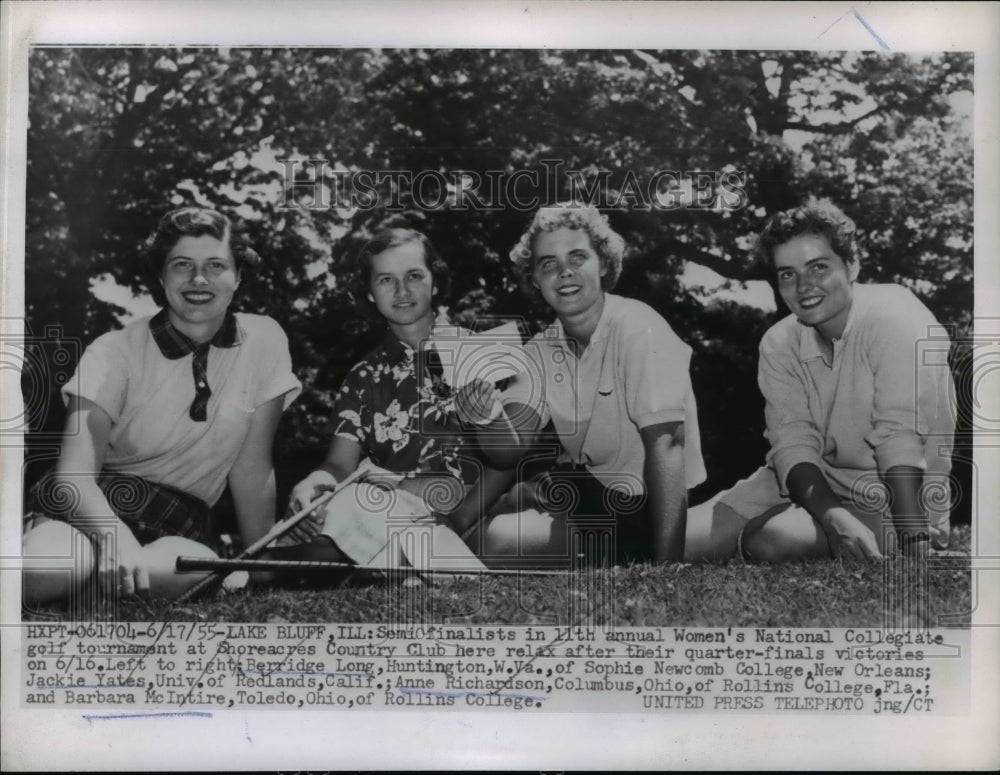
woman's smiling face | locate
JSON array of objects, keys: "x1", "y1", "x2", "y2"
[
  {"x1": 531, "y1": 227, "x2": 607, "y2": 320},
  {"x1": 367, "y1": 240, "x2": 435, "y2": 329},
  {"x1": 160, "y1": 234, "x2": 240, "y2": 338},
  {"x1": 773, "y1": 233, "x2": 858, "y2": 342}
]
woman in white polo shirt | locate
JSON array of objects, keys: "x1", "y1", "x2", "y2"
[
  {"x1": 456, "y1": 204, "x2": 705, "y2": 565},
  {"x1": 23, "y1": 207, "x2": 301, "y2": 603}
]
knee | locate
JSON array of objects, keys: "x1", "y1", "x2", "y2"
[
  {"x1": 142, "y1": 537, "x2": 218, "y2": 599},
  {"x1": 684, "y1": 500, "x2": 744, "y2": 563},
  {"x1": 483, "y1": 508, "x2": 564, "y2": 559},
  {"x1": 741, "y1": 520, "x2": 824, "y2": 564},
  {"x1": 483, "y1": 514, "x2": 520, "y2": 555},
  {"x1": 22, "y1": 522, "x2": 95, "y2": 606},
  {"x1": 24, "y1": 520, "x2": 94, "y2": 563}
]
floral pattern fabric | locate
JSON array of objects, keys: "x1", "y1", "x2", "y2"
[{"x1": 331, "y1": 330, "x2": 477, "y2": 483}]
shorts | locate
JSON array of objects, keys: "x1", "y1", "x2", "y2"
[
  {"x1": 24, "y1": 470, "x2": 213, "y2": 546},
  {"x1": 715, "y1": 466, "x2": 890, "y2": 551},
  {"x1": 532, "y1": 463, "x2": 652, "y2": 565}
]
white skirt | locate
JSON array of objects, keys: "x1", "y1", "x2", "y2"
[{"x1": 317, "y1": 482, "x2": 486, "y2": 571}]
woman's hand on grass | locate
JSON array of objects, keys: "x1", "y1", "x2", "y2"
[{"x1": 821, "y1": 507, "x2": 883, "y2": 561}]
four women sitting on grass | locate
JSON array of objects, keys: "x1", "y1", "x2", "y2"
[{"x1": 22, "y1": 199, "x2": 956, "y2": 602}]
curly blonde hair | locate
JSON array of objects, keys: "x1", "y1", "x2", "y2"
[{"x1": 509, "y1": 204, "x2": 626, "y2": 300}]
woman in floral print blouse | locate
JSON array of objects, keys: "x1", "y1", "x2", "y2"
[{"x1": 281, "y1": 228, "x2": 481, "y2": 566}]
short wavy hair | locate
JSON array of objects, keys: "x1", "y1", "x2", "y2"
[
  {"x1": 756, "y1": 200, "x2": 859, "y2": 270},
  {"x1": 141, "y1": 207, "x2": 261, "y2": 307},
  {"x1": 509, "y1": 204, "x2": 626, "y2": 300},
  {"x1": 352, "y1": 227, "x2": 451, "y2": 304}
]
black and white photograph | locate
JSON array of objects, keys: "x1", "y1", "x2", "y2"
[{"x1": 2, "y1": 1, "x2": 998, "y2": 771}]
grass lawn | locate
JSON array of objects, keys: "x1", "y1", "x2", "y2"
[{"x1": 24, "y1": 525, "x2": 972, "y2": 628}]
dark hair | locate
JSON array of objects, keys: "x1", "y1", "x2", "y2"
[
  {"x1": 141, "y1": 207, "x2": 262, "y2": 307},
  {"x1": 756, "y1": 200, "x2": 858, "y2": 271},
  {"x1": 352, "y1": 228, "x2": 450, "y2": 304}
]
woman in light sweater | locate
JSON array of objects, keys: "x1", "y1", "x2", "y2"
[{"x1": 685, "y1": 202, "x2": 955, "y2": 563}]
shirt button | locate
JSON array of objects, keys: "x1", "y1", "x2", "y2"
[{"x1": 198, "y1": 381, "x2": 206, "y2": 388}]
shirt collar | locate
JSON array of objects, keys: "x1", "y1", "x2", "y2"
[
  {"x1": 149, "y1": 308, "x2": 244, "y2": 359},
  {"x1": 379, "y1": 324, "x2": 453, "y2": 364},
  {"x1": 377, "y1": 329, "x2": 414, "y2": 366},
  {"x1": 797, "y1": 324, "x2": 826, "y2": 362},
  {"x1": 796, "y1": 284, "x2": 861, "y2": 363},
  {"x1": 544, "y1": 293, "x2": 616, "y2": 353}
]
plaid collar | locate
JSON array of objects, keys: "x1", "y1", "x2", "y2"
[
  {"x1": 148, "y1": 309, "x2": 244, "y2": 422},
  {"x1": 149, "y1": 308, "x2": 244, "y2": 359}
]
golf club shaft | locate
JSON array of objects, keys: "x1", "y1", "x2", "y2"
[
  {"x1": 174, "y1": 464, "x2": 370, "y2": 602},
  {"x1": 176, "y1": 556, "x2": 570, "y2": 577}
]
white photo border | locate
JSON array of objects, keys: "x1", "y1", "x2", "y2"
[{"x1": 2, "y1": 1, "x2": 999, "y2": 770}]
